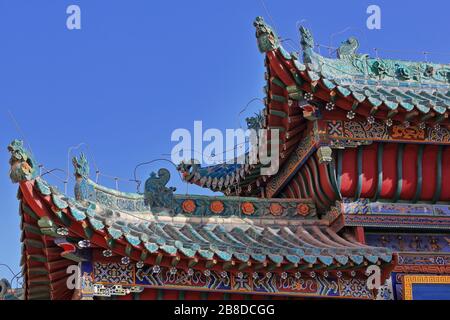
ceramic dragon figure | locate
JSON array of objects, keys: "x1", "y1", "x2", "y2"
[
  {"x1": 73, "y1": 152, "x2": 90, "y2": 178},
  {"x1": 8, "y1": 140, "x2": 38, "y2": 183},
  {"x1": 144, "y1": 168, "x2": 176, "y2": 211},
  {"x1": 299, "y1": 25, "x2": 314, "y2": 51},
  {"x1": 337, "y1": 37, "x2": 360, "y2": 58},
  {"x1": 299, "y1": 25, "x2": 315, "y2": 64},
  {"x1": 254, "y1": 16, "x2": 280, "y2": 53},
  {"x1": 73, "y1": 153, "x2": 96, "y2": 202}
]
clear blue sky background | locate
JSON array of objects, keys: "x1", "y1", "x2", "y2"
[{"x1": 0, "y1": 0, "x2": 449, "y2": 282}]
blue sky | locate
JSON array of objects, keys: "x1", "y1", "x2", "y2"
[{"x1": 1, "y1": 0, "x2": 449, "y2": 281}]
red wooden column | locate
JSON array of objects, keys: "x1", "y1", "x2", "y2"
[{"x1": 354, "y1": 227, "x2": 366, "y2": 244}]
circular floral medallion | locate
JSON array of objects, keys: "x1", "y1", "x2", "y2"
[
  {"x1": 152, "y1": 265, "x2": 161, "y2": 274},
  {"x1": 78, "y1": 240, "x2": 91, "y2": 248},
  {"x1": 297, "y1": 204, "x2": 310, "y2": 216},
  {"x1": 241, "y1": 202, "x2": 255, "y2": 215},
  {"x1": 102, "y1": 250, "x2": 113, "y2": 258},
  {"x1": 182, "y1": 199, "x2": 196, "y2": 214},
  {"x1": 56, "y1": 227, "x2": 69, "y2": 236},
  {"x1": 436, "y1": 256, "x2": 445, "y2": 265},
  {"x1": 210, "y1": 201, "x2": 224, "y2": 214},
  {"x1": 269, "y1": 203, "x2": 283, "y2": 216}
]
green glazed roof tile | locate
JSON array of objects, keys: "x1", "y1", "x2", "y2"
[
  {"x1": 303, "y1": 255, "x2": 317, "y2": 264},
  {"x1": 144, "y1": 242, "x2": 159, "y2": 253},
  {"x1": 383, "y1": 100, "x2": 399, "y2": 110},
  {"x1": 268, "y1": 254, "x2": 283, "y2": 264},
  {"x1": 69, "y1": 206, "x2": 86, "y2": 221},
  {"x1": 35, "y1": 179, "x2": 51, "y2": 196},
  {"x1": 294, "y1": 59, "x2": 306, "y2": 71},
  {"x1": 351, "y1": 91, "x2": 366, "y2": 103},
  {"x1": 367, "y1": 96, "x2": 383, "y2": 107},
  {"x1": 337, "y1": 85, "x2": 351, "y2": 97},
  {"x1": 322, "y1": 78, "x2": 336, "y2": 90},
  {"x1": 350, "y1": 255, "x2": 364, "y2": 265}
]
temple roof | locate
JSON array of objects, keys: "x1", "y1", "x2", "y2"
[
  {"x1": 256, "y1": 16, "x2": 450, "y2": 130},
  {"x1": 179, "y1": 17, "x2": 450, "y2": 197},
  {"x1": 293, "y1": 25, "x2": 450, "y2": 120},
  {"x1": 9, "y1": 140, "x2": 394, "y2": 299},
  {"x1": 33, "y1": 177, "x2": 392, "y2": 265}
]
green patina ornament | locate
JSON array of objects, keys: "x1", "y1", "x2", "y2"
[
  {"x1": 144, "y1": 168, "x2": 176, "y2": 211},
  {"x1": 73, "y1": 153, "x2": 90, "y2": 178},
  {"x1": 73, "y1": 153, "x2": 96, "y2": 202},
  {"x1": 337, "y1": 37, "x2": 359, "y2": 58},
  {"x1": 299, "y1": 26, "x2": 314, "y2": 50},
  {"x1": 253, "y1": 16, "x2": 279, "y2": 53},
  {"x1": 372, "y1": 60, "x2": 389, "y2": 77},
  {"x1": 8, "y1": 140, "x2": 38, "y2": 183}
]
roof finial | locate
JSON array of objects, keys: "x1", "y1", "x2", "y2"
[
  {"x1": 299, "y1": 25, "x2": 315, "y2": 64},
  {"x1": 144, "y1": 168, "x2": 176, "y2": 212},
  {"x1": 337, "y1": 37, "x2": 360, "y2": 58},
  {"x1": 299, "y1": 26, "x2": 314, "y2": 51},
  {"x1": 253, "y1": 16, "x2": 280, "y2": 53},
  {"x1": 72, "y1": 153, "x2": 96, "y2": 202},
  {"x1": 72, "y1": 153, "x2": 90, "y2": 179},
  {"x1": 7, "y1": 139, "x2": 38, "y2": 183}
]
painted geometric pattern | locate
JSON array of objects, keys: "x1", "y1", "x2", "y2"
[
  {"x1": 94, "y1": 263, "x2": 134, "y2": 285},
  {"x1": 342, "y1": 199, "x2": 450, "y2": 216},
  {"x1": 365, "y1": 233, "x2": 450, "y2": 253},
  {"x1": 376, "y1": 278, "x2": 394, "y2": 300},
  {"x1": 338, "y1": 278, "x2": 372, "y2": 299},
  {"x1": 92, "y1": 263, "x2": 372, "y2": 299},
  {"x1": 394, "y1": 254, "x2": 450, "y2": 275},
  {"x1": 327, "y1": 120, "x2": 450, "y2": 144},
  {"x1": 397, "y1": 254, "x2": 450, "y2": 266},
  {"x1": 344, "y1": 214, "x2": 450, "y2": 229},
  {"x1": 403, "y1": 275, "x2": 450, "y2": 300}
]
